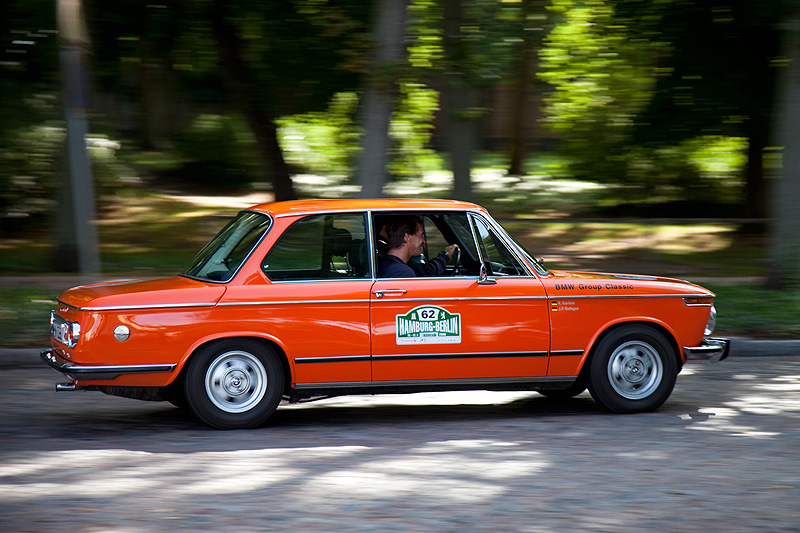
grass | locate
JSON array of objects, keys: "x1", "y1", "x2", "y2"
[{"x1": 706, "y1": 284, "x2": 800, "y2": 339}]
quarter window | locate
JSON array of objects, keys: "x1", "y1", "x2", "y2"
[
  {"x1": 472, "y1": 216, "x2": 527, "y2": 276},
  {"x1": 262, "y1": 214, "x2": 369, "y2": 281}
]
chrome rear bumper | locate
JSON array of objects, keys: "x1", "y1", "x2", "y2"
[
  {"x1": 684, "y1": 337, "x2": 730, "y2": 362},
  {"x1": 41, "y1": 349, "x2": 176, "y2": 381}
]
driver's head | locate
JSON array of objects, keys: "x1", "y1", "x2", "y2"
[{"x1": 385, "y1": 215, "x2": 424, "y2": 251}]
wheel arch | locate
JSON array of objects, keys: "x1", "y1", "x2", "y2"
[
  {"x1": 584, "y1": 320, "x2": 682, "y2": 372},
  {"x1": 173, "y1": 335, "x2": 293, "y2": 396}
]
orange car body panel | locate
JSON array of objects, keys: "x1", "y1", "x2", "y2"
[{"x1": 47, "y1": 199, "x2": 717, "y2": 391}]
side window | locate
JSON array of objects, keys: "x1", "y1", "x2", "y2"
[
  {"x1": 421, "y1": 216, "x2": 450, "y2": 264},
  {"x1": 262, "y1": 214, "x2": 368, "y2": 281},
  {"x1": 442, "y1": 213, "x2": 480, "y2": 273},
  {"x1": 472, "y1": 217, "x2": 527, "y2": 276}
]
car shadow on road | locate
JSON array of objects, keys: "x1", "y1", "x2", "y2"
[{"x1": 0, "y1": 392, "x2": 612, "y2": 450}]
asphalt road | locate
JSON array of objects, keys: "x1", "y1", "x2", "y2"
[{"x1": 1, "y1": 355, "x2": 799, "y2": 532}]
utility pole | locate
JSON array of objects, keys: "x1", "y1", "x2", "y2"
[{"x1": 57, "y1": 0, "x2": 100, "y2": 274}]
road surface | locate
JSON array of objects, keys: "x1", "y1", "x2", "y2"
[{"x1": 1, "y1": 355, "x2": 799, "y2": 531}]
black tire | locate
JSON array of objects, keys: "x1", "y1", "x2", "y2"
[
  {"x1": 184, "y1": 339, "x2": 284, "y2": 429},
  {"x1": 587, "y1": 325, "x2": 677, "y2": 413},
  {"x1": 159, "y1": 374, "x2": 188, "y2": 409},
  {"x1": 538, "y1": 379, "x2": 587, "y2": 399}
]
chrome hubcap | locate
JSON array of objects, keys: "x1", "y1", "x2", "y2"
[
  {"x1": 205, "y1": 351, "x2": 267, "y2": 413},
  {"x1": 607, "y1": 340, "x2": 663, "y2": 400}
]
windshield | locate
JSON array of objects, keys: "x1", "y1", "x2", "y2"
[{"x1": 182, "y1": 211, "x2": 272, "y2": 282}]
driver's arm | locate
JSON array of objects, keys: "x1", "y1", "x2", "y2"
[{"x1": 409, "y1": 245, "x2": 458, "y2": 276}]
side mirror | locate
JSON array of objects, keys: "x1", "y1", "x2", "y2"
[{"x1": 478, "y1": 263, "x2": 497, "y2": 285}]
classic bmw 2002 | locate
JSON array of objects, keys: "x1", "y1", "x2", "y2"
[{"x1": 43, "y1": 199, "x2": 729, "y2": 428}]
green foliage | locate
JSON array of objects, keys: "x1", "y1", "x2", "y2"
[
  {"x1": 172, "y1": 114, "x2": 260, "y2": 190},
  {"x1": 277, "y1": 92, "x2": 361, "y2": 177},
  {"x1": 539, "y1": 0, "x2": 662, "y2": 183},
  {"x1": 537, "y1": 0, "x2": 757, "y2": 206},
  {"x1": 387, "y1": 81, "x2": 443, "y2": 178},
  {"x1": 540, "y1": 0, "x2": 659, "y2": 135}
]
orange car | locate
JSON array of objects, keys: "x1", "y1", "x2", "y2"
[{"x1": 42, "y1": 199, "x2": 729, "y2": 428}]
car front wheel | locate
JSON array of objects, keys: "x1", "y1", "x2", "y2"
[
  {"x1": 587, "y1": 325, "x2": 677, "y2": 413},
  {"x1": 185, "y1": 339, "x2": 284, "y2": 429}
]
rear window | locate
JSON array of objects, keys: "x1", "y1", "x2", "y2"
[{"x1": 262, "y1": 214, "x2": 369, "y2": 281}]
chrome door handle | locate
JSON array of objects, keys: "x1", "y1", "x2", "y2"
[{"x1": 372, "y1": 289, "x2": 408, "y2": 299}]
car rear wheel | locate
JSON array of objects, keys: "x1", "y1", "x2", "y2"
[
  {"x1": 587, "y1": 325, "x2": 677, "y2": 413},
  {"x1": 185, "y1": 339, "x2": 284, "y2": 429}
]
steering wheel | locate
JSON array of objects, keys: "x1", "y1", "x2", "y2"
[{"x1": 450, "y1": 246, "x2": 460, "y2": 276}]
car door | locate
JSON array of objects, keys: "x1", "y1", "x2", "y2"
[
  {"x1": 222, "y1": 212, "x2": 373, "y2": 386},
  {"x1": 370, "y1": 212, "x2": 550, "y2": 383}
]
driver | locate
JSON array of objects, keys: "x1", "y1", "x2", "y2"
[{"x1": 377, "y1": 215, "x2": 458, "y2": 278}]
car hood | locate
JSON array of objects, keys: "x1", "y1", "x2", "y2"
[
  {"x1": 57, "y1": 276, "x2": 227, "y2": 311},
  {"x1": 544, "y1": 270, "x2": 714, "y2": 296}
]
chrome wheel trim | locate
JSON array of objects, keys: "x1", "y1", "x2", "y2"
[
  {"x1": 607, "y1": 340, "x2": 663, "y2": 400},
  {"x1": 205, "y1": 350, "x2": 268, "y2": 413}
]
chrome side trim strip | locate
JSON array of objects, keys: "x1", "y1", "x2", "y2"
[
  {"x1": 218, "y1": 299, "x2": 372, "y2": 307},
  {"x1": 77, "y1": 302, "x2": 216, "y2": 312},
  {"x1": 295, "y1": 355, "x2": 371, "y2": 364},
  {"x1": 550, "y1": 350, "x2": 584, "y2": 357},
  {"x1": 218, "y1": 296, "x2": 548, "y2": 307},
  {"x1": 548, "y1": 293, "x2": 711, "y2": 300},
  {"x1": 372, "y1": 296, "x2": 548, "y2": 303},
  {"x1": 372, "y1": 351, "x2": 548, "y2": 361},
  {"x1": 41, "y1": 350, "x2": 176, "y2": 380}
]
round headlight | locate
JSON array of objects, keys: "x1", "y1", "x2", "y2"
[{"x1": 704, "y1": 306, "x2": 717, "y2": 336}]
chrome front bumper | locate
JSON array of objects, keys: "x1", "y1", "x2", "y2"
[
  {"x1": 684, "y1": 337, "x2": 730, "y2": 362},
  {"x1": 41, "y1": 349, "x2": 176, "y2": 381}
]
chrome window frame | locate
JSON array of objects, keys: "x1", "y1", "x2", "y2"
[{"x1": 261, "y1": 211, "x2": 372, "y2": 283}]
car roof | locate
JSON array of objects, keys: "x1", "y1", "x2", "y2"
[{"x1": 247, "y1": 198, "x2": 487, "y2": 218}]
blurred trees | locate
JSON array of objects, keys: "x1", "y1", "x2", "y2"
[
  {"x1": 87, "y1": 0, "x2": 369, "y2": 200},
  {"x1": 356, "y1": 0, "x2": 408, "y2": 198},
  {"x1": 540, "y1": 0, "x2": 790, "y2": 217},
  {"x1": 0, "y1": 1, "x2": 61, "y2": 232},
  {"x1": 3, "y1": 0, "x2": 800, "y2": 282},
  {"x1": 767, "y1": 5, "x2": 800, "y2": 288}
]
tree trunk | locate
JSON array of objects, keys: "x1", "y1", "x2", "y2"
[
  {"x1": 744, "y1": 120, "x2": 767, "y2": 220},
  {"x1": 211, "y1": 0, "x2": 296, "y2": 201},
  {"x1": 56, "y1": 0, "x2": 100, "y2": 275},
  {"x1": 766, "y1": 11, "x2": 800, "y2": 288},
  {"x1": 443, "y1": 0, "x2": 476, "y2": 202},
  {"x1": 443, "y1": 84, "x2": 477, "y2": 202},
  {"x1": 508, "y1": 0, "x2": 537, "y2": 177},
  {"x1": 138, "y1": 54, "x2": 175, "y2": 150},
  {"x1": 356, "y1": 0, "x2": 408, "y2": 198}
]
